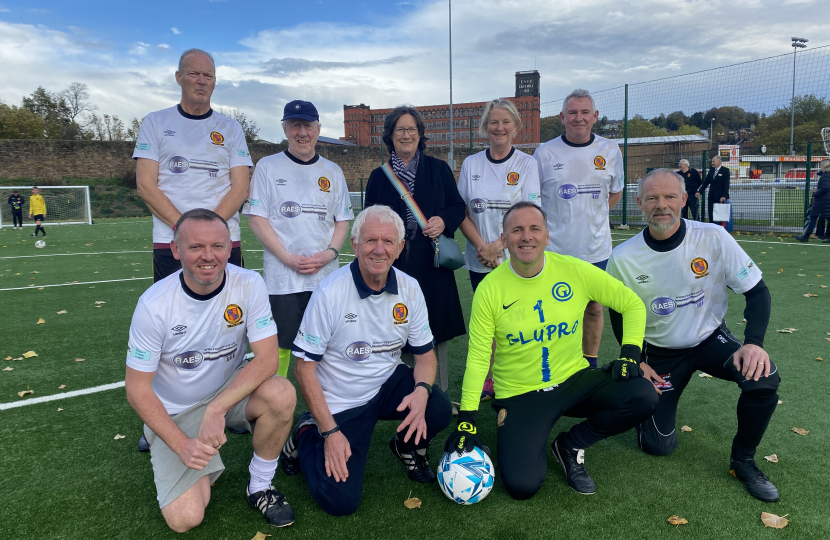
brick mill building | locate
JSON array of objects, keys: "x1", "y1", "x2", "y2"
[{"x1": 342, "y1": 71, "x2": 540, "y2": 147}]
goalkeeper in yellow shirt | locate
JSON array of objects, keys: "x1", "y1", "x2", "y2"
[
  {"x1": 444, "y1": 202, "x2": 658, "y2": 499},
  {"x1": 28, "y1": 186, "x2": 47, "y2": 238}
]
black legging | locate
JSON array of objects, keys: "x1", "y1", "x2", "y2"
[{"x1": 12, "y1": 209, "x2": 23, "y2": 227}]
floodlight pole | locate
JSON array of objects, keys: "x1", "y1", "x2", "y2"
[
  {"x1": 790, "y1": 37, "x2": 808, "y2": 156},
  {"x1": 448, "y1": 0, "x2": 454, "y2": 169}
]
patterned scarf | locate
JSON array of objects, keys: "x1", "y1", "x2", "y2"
[{"x1": 390, "y1": 150, "x2": 420, "y2": 239}]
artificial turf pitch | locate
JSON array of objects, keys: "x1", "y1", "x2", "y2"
[{"x1": 0, "y1": 218, "x2": 828, "y2": 539}]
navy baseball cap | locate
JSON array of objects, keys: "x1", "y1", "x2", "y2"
[{"x1": 282, "y1": 100, "x2": 319, "y2": 121}]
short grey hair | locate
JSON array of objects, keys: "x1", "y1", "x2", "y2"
[
  {"x1": 478, "y1": 98, "x2": 522, "y2": 138},
  {"x1": 561, "y1": 89, "x2": 595, "y2": 114},
  {"x1": 178, "y1": 48, "x2": 215, "y2": 74},
  {"x1": 502, "y1": 201, "x2": 548, "y2": 231},
  {"x1": 351, "y1": 205, "x2": 405, "y2": 244},
  {"x1": 173, "y1": 208, "x2": 229, "y2": 246},
  {"x1": 819, "y1": 158, "x2": 830, "y2": 172},
  {"x1": 678, "y1": 159, "x2": 690, "y2": 167},
  {"x1": 637, "y1": 168, "x2": 686, "y2": 197}
]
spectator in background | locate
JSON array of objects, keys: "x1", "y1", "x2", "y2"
[
  {"x1": 8, "y1": 189, "x2": 23, "y2": 229},
  {"x1": 700, "y1": 156, "x2": 730, "y2": 223},
  {"x1": 677, "y1": 159, "x2": 701, "y2": 220},
  {"x1": 796, "y1": 159, "x2": 830, "y2": 243},
  {"x1": 364, "y1": 106, "x2": 467, "y2": 402},
  {"x1": 458, "y1": 98, "x2": 541, "y2": 400}
]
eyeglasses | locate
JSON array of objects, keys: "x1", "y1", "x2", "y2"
[{"x1": 394, "y1": 127, "x2": 418, "y2": 136}]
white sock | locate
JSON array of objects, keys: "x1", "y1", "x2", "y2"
[{"x1": 248, "y1": 452, "x2": 279, "y2": 494}]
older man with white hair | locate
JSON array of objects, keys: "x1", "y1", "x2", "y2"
[
  {"x1": 606, "y1": 169, "x2": 781, "y2": 503},
  {"x1": 280, "y1": 205, "x2": 452, "y2": 517},
  {"x1": 535, "y1": 89, "x2": 624, "y2": 370},
  {"x1": 243, "y1": 100, "x2": 353, "y2": 379}
]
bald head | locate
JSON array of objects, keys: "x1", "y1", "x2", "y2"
[{"x1": 638, "y1": 168, "x2": 686, "y2": 198}]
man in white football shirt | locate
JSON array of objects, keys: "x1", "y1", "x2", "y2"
[
  {"x1": 535, "y1": 89, "x2": 624, "y2": 369},
  {"x1": 134, "y1": 48, "x2": 252, "y2": 283},
  {"x1": 125, "y1": 209, "x2": 297, "y2": 531},
  {"x1": 606, "y1": 169, "x2": 781, "y2": 502},
  {"x1": 244, "y1": 100, "x2": 353, "y2": 379},
  {"x1": 280, "y1": 205, "x2": 452, "y2": 516}
]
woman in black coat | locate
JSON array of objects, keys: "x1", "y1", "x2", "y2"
[
  {"x1": 364, "y1": 106, "x2": 467, "y2": 394},
  {"x1": 797, "y1": 159, "x2": 830, "y2": 243}
]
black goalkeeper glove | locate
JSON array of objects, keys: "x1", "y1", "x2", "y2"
[
  {"x1": 600, "y1": 344, "x2": 644, "y2": 380},
  {"x1": 444, "y1": 411, "x2": 487, "y2": 455}
]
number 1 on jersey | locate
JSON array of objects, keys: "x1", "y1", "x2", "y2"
[{"x1": 534, "y1": 300, "x2": 545, "y2": 323}]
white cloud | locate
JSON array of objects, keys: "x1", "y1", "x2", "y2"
[
  {"x1": 0, "y1": 4, "x2": 10, "y2": 13},
  {"x1": 171, "y1": 27, "x2": 181, "y2": 35},
  {"x1": 157, "y1": 43, "x2": 170, "y2": 49}
]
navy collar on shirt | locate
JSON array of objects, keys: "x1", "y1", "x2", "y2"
[
  {"x1": 179, "y1": 271, "x2": 226, "y2": 301},
  {"x1": 349, "y1": 259, "x2": 398, "y2": 299},
  {"x1": 177, "y1": 103, "x2": 213, "y2": 120},
  {"x1": 561, "y1": 133, "x2": 595, "y2": 147}
]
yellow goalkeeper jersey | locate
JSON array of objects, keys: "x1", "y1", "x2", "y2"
[
  {"x1": 460, "y1": 251, "x2": 646, "y2": 411},
  {"x1": 29, "y1": 194, "x2": 46, "y2": 215}
]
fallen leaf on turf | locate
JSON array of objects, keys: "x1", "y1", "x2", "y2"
[
  {"x1": 4, "y1": 356, "x2": 11, "y2": 360},
  {"x1": 58, "y1": 384, "x2": 67, "y2": 389},
  {"x1": 3, "y1": 367, "x2": 12, "y2": 371},
  {"x1": 667, "y1": 515, "x2": 688, "y2": 526},
  {"x1": 22, "y1": 351, "x2": 37, "y2": 358},
  {"x1": 113, "y1": 434, "x2": 125, "y2": 440},
  {"x1": 13, "y1": 357, "x2": 22, "y2": 361},
  {"x1": 95, "y1": 301, "x2": 105, "y2": 304},
  {"x1": 797, "y1": 273, "x2": 806, "y2": 276},
  {"x1": 74, "y1": 358, "x2": 84, "y2": 362},
  {"x1": 792, "y1": 427, "x2": 809, "y2": 436},
  {"x1": 57, "y1": 310, "x2": 66, "y2": 314},
  {"x1": 778, "y1": 400, "x2": 784, "y2": 405},
  {"x1": 15, "y1": 273, "x2": 20, "y2": 275},
  {"x1": 31, "y1": 271, "x2": 38, "y2": 274},
  {"x1": 743, "y1": 318, "x2": 747, "y2": 322},
  {"x1": 89, "y1": 286, "x2": 94, "y2": 288},
  {"x1": 36, "y1": 318, "x2": 45, "y2": 324},
  {"x1": 817, "y1": 357, "x2": 824, "y2": 362},
  {"x1": 804, "y1": 293, "x2": 818, "y2": 297},
  {"x1": 681, "y1": 425, "x2": 692, "y2": 432},
  {"x1": 764, "y1": 454, "x2": 779, "y2": 463},
  {"x1": 729, "y1": 469, "x2": 736, "y2": 477},
  {"x1": 776, "y1": 329, "x2": 793, "y2": 333},
  {"x1": 760, "y1": 252, "x2": 766, "y2": 254},
  {"x1": 699, "y1": 372, "x2": 713, "y2": 378},
  {"x1": 777, "y1": 268, "x2": 783, "y2": 273},
  {"x1": 17, "y1": 389, "x2": 34, "y2": 397},
  {"x1": 821, "y1": 285, "x2": 828, "y2": 288},
  {"x1": 761, "y1": 512, "x2": 789, "y2": 529},
  {"x1": 251, "y1": 533, "x2": 272, "y2": 540},
  {"x1": 818, "y1": 275, "x2": 824, "y2": 277},
  {"x1": 38, "y1": 287, "x2": 44, "y2": 290},
  {"x1": 404, "y1": 497, "x2": 422, "y2": 509},
  {"x1": 94, "y1": 305, "x2": 102, "y2": 308},
  {"x1": 56, "y1": 408, "x2": 63, "y2": 412}
]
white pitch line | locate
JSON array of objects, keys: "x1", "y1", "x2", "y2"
[
  {"x1": 0, "y1": 381, "x2": 125, "y2": 411},
  {"x1": 0, "y1": 351, "x2": 257, "y2": 411},
  {"x1": 0, "y1": 250, "x2": 151, "y2": 260}
]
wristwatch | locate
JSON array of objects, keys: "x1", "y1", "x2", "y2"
[
  {"x1": 415, "y1": 382, "x2": 433, "y2": 395},
  {"x1": 320, "y1": 425, "x2": 341, "y2": 438}
]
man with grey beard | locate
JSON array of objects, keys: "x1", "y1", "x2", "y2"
[{"x1": 605, "y1": 169, "x2": 782, "y2": 503}]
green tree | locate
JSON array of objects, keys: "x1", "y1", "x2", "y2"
[
  {"x1": 0, "y1": 103, "x2": 46, "y2": 139},
  {"x1": 672, "y1": 124, "x2": 703, "y2": 136},
  {"x1": 21, "y1": 86, "x2": 83, "y2": 139},
  {"x1": 754, "y1": 94, "x2": 830, "y2": 151},
  {"x1": 540, "y1": 115, "x2": 565, "y2": 142},
  {"x1": 627, "y1": 118, "x2": 667, "y2": 137}
]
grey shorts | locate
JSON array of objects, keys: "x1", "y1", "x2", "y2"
[{"x1": 144, "y1": 362, "x2": 256, "y2": 508}]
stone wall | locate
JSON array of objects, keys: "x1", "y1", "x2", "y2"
[{"x1": 0, "y1": 139, "x2": 497, "y2": 191}]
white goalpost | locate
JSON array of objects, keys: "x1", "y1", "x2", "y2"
[{"x1": 0, "y1": 186, "x2": 93, "y2": 228}]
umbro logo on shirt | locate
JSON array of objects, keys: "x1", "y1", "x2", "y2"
[
  {"x1": 163, "y1": 130, "x2": 176, "y2": 137},
  {"x1": 471, "y1": 174, "x2": 481, "y2": 181},
  {"x1": 636, "y1": 274, "x2": 651, "y2": 284},
  {"x1": 345, "y1": 313, "x2": 357, "y2": 323},
  {"x1": 171, "y1": 325, "x2": 187, "y2": 336},
  {"x1": 274, "y1": 178, "x2": 287, "y2": 186},
  {"x1": 553, "y1": 163, "x2": 564, "y2": 170}
]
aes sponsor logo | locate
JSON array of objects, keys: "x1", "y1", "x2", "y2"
[
  {"x1": 346, "y1": 341, "x2": 372, "y2": 361},
  {"x1": 470, "y1": 198, "x2": 487, "y2": 214},
  {"x1": 168, "y1": 156, "x2": 189, "y2": 174},
  {"x1": 557, "y1": 184, "x2": 577, "y2": 200},
  {"x1": 280, "y1": 201, "x2": 302, "y2": 218},
  {"x1": 173, "y1": 350, "x2": 203, "y2": 370},
  {"x1": 650, "y1": 297, "x2": 676, "y2": 316}
]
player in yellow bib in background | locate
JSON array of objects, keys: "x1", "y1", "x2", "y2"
[
  {"x1": 28, "y1": 187, "x2": 47, "y2": 238},
  {"x1": 444, "y1": 201, "x2": 658, "y2": 499}
]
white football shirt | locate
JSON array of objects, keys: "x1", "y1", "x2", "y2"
[
  {"x1": 457, "y1": 148, "x2": 541, "y2": 273},
  {"x1": 126, "y1": 265, "x2": 277, "y2": 414},
  {"x1": 242, "y1": 152, "x2": 354, "y2": 295},
  {"x1": 606, "y1": 220, "x2": 761, "y2": 349},
  {"x1": 535, "y1": 134, "x2": 624, "y2": 263},
  {"x1": 132, "y1": 105, "x2": 253, "y2": 245},
  {"x1": 292, "y1": 261, "x2": 434, "y2": 415}
]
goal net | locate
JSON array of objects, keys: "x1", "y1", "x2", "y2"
[{"x1": 0, "y1": 186, "x2": 92, "y2": 228}]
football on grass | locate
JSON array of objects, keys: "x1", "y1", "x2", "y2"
[
  {"x1": 437, "y1": 447, "x2": 494, "y2": 505},
  {"x1": 35, "y1": 240, "x2": 46, "y2": 249}
]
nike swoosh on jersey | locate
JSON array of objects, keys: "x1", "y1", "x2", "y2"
[{"x1": 502, "y1": 300, "x2": 518, "y2": 310}]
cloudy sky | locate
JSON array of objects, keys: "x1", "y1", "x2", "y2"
[{"x1": 0, "y1": 0, "x2": 827, "y2": 142}]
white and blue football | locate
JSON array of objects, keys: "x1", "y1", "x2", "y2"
[{"x1": 437, "y1": 447, "x2": 494, "y2": 505}]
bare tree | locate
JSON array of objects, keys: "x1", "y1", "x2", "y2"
[
  {"x1": 219, "y1": 107, "x2": 260, "y2": 143},
  {"x1": 126, "y1": 117, "x2": 144, "y2": 141},
  {"x1": 61, "y1": 82, "x2": 97, "y2": 123},
  {"x1": 87, "y1": 113, "x2": 128, "y2": 141}
]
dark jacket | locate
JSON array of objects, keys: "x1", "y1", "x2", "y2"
[
  {"x1": 365, "y1": 153, "x2": 467, "y2": 344},
  {"x1": 8, "y1": 194, "x2": 23, "y2": 210},
  {"x1": 676, "y1": 168, "x2": 702, "y2": 195},
  {"x1": 811, "y1": 171, "x2": 830, "y2": 217},
  {"x1": 701, "y1": 166, "x2": 730, "y2": 201}
]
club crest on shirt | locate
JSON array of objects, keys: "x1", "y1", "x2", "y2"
[
  {"x1": 506, "y1": 172, "x2": 519, "y2": 186},
  {"x1": 593, "y1": 156, "x2": 606, "y2": 170},
  {"x1": 690, "y1": 257, "x2": 709, "y2": 279},
  {"x1": 224, "y1": 304, "x2": 244, "y2": 327},
  {"x1": 210, "y1": 131, "x2": 225, "y2": 145},
  {"x1": 392, "y1": 302, "x2": 409, "y2": 325},
  {"x1": 318, "y1": 176, "x2": 331, "y2": 192}
]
